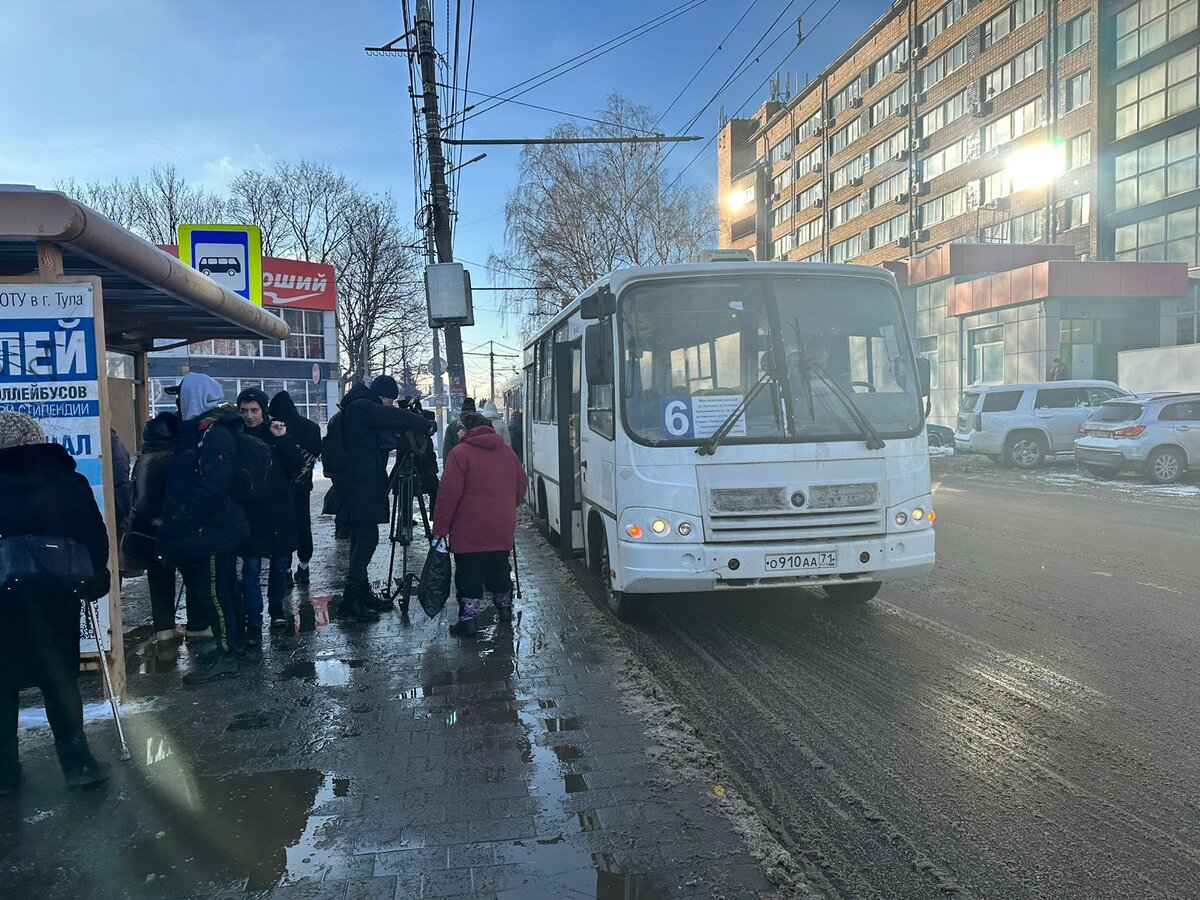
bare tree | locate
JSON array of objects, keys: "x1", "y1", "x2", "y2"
[
  {"x1": 54, "y1": 177, "x2": 137, "y2": 226},
  {"x1": 489, "y1": 94, "x2": 715, "y2": 338},
  {"x1": 226, "y1": 169, "x2": 287, "y2": 257}
]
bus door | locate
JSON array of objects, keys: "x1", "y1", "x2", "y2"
[{"x1": 554, "y1": 339, "x2": 584, "y2": 556}]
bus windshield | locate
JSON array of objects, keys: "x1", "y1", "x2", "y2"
[{"x1": 620, "y1": 273, "x2": 923, "y2": 446}]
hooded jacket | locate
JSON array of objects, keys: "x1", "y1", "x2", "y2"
[
  {"x1": 432, "y1": 426, "x2": 528, "y2": 554},
  {"x1": 337, "y1": 382, "x2": 432, "y2": 524},
  {"x1": 157, "y1": 406, "x2": 250, "y2": 561},
  {"x1": 269, "y1": 391, "x2": 322, "y2": 491},
  {"x1": 122, "y1": 412, "x2": 181, "y2": 569},
  {"x1": 238, "y1": 420, "x2": 304, "y2": 558}
]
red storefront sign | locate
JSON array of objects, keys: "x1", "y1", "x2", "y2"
[{"x1": 159, "y1": 245, "x2": 337, "y2": 311}]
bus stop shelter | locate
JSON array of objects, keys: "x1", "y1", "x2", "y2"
[{"x1": 0, "y1": 186, "x2": 290, "y2": 697}]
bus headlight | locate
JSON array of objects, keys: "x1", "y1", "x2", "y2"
[
  {"x1": 912, "y1": 507, "x2": 925, "y2": 521},
  {"x1": 651, "y1": 518, "x2": 670, "y2": 535},
  {"x1": 895, "y1": 511, "x2": 908, "y2": 526},
  {"x1": 677, "y1": 521, "x2": 693, "y2": 536}
]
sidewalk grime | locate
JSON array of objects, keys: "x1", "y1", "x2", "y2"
[{"x1": 1, "y1": 486, "x2": 806, "y2": 899}]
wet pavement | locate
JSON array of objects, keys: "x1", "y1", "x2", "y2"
[{"x1": 1, "y1": 484, "x2": 784, "y2": 899}]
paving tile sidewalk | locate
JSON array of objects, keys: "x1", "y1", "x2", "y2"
[{"x1": 1, "y1": 484, "x2": 782, "y2": 899}]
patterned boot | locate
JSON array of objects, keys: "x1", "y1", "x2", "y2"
[
  {"x1": 449, "y1": 598, "x2": 481, "y2": 637},
  {"x1": 491, "y1": 590, "x2": 514, "y2": 624}
]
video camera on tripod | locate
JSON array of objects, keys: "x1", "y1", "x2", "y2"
[{"x1": 384, "y1": 397, "x2": 438, "y2": 618}]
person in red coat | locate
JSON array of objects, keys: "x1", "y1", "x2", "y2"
[{"x1": 432, "y1": 413, "x2": 529, "y2": 637}]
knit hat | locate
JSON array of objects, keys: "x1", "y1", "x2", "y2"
[
  {"x1": 460, "y1": 397, "x2": 476, "y2": 413},
  {"x1": 370, "y1": 375, "x2": 400, "y2": 400},
  {"x1": 0, "y1": 411, "x2": 46, "y2": 449},
  {"x1": 459, "y1": 412, "x2": 494, "y2": 432},
  {"x1": 236, "y1": 387, "x2": 270, "y2": 414}
]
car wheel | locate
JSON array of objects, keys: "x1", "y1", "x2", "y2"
[
  {"x1": 1145, "y1": 447, "x2": 1185, "y2": 484},
  {"x1": 1084, "y1": 464, "x2": 1121, "y2": 479},
  {"x1": 598, "y1": 530, "x2": 636, "y2": 619},
  {"x1": 824, "y1": 581, "x2": 881, "y2": 603},
  {"x1": 1005, "y1": 434, "x2": 1046, "y2": 469},
  {"x1": 986, "y1": 453, "x2": 1007, "y2": 465},
  {"x1": 928, "y1": 433, "x2": 943, "y2": 448}
]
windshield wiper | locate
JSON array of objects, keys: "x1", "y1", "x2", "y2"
[
  {"x1": 695, "y1": 369, "x2": 776, "y2": 456},
  {"x1": 797, "y1": 358, "x2": 886, "y2": 451}
]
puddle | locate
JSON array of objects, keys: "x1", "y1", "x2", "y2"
[
  {"x1": 536, "y1": 699, "x2": 557, "y2": 709},
  {"x1": 278, "y1": 659, "x2": 366, "y2": 686},
  {"x1": 395, "y1": 685, "x2": 433, "y2": 700},
  {"x1": 224, "y1": 710, "x2": 285, "y2": 733},
  {"x1": 543, "y1": 717, "x2": 583, "y2": 732},
  {"x1": 563, "y1": 774, "x2": 589, "y2": 793},
  {"x1": 501, "y1": 840, "x2": 669, "y2": 898},
  {"x1": 122, "y1": 770, "x2": 350, "y2": 892},
  {"x1": 552, "y1": 745, "x2": 582, "y2": 763},
  {"x1": 292, "y1": 596, "x2": 333, "y2": 633},
  {"x1": 576, "y1": 809, "x2": 601, "y2": 832}
]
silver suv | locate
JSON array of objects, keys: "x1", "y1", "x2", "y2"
[
  {"x1": 1075, "y1": 393, "x2": 1200, "y2": 484},
  {"x1": 955, "y1": 381, "x2": 1128, "y2": 468}
]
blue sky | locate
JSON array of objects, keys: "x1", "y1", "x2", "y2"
[{"x1": 1, "y1": 0, "x2": 885, "y2": 386}]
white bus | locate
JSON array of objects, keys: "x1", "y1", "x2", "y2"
[{"x1": 522, "y1": 261, "x2": 935, "y2": 616}]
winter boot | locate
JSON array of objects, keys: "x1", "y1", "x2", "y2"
[
  {"x1": 491, "y1": 590, "x2": 514, "y2": 624},
  {"x1": 0, "y1": 745, "x2": 21, "y2": 796},
  {"x1": 449, "y1": 598, "x2": 481, "y2": 638},
  {"x1": 183, "y1": 652, "x2": 240, "y2": 685},
  {"x1": 361, "y1": 584, "x2": 394, "y2": 613},
  {"x1": 54, "y1": 733, "x2": 111, "y2": 789},
  {"x1": 293, "y1": 565, "x2": 310, "y2": 586},
  {"x1": 335, "y1": 587, "x2": 381, "y2": 623}
]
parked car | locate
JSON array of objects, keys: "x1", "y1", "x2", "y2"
[
  {"x1": 955, "y1": 380, "x2": 1129, "y2": 468},
  {"x1": 1075, "y1": 392, "x2": 1200, "y2": 484},
  {"x1": 926, "y1": 423, "x2": 955, "y2": 448}
]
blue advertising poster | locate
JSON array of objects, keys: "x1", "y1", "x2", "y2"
[{"x1": 0, "y1": 281, "x2": 111, "y2": 651}]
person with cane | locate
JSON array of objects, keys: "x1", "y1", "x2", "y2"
[{"x1": 432, "y1": 412, "x2": 528, "y2": 638}]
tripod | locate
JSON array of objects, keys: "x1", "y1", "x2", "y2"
[{"x1": 385, "y1": 451, "x2": 431, "y2": 618}]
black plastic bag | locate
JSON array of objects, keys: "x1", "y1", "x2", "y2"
[{"x1": 418, "y1": 540, "x2": 451, "y2": 618}]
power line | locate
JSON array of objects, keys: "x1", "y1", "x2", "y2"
[{"x1": 441, "y1": 83, "x2": 662, "y2": 135}]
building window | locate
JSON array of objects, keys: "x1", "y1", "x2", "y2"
[
  {"x1": 969, "y1": 325, "x2": 1006, "y2": 384},
  {"x1": 871, "y1": 170, "x2": 909, "y2": 206},
  {"x1": 1115, "y1": 126, "x2": 1199, "y2": 210},
  {"x1": 871, "y1": 39, "x2": 909, "y2": 85},
  {"x1": 1176, "y1": 291, "x2": 1200, "y2": 344},
  {"x1": 771, "y1": 200, "x2": 793, "y2": 227},
  {"x1": 1059, "y1": 10, "x2": 1091, "y2": 55},
  {"x1": 982, "y1": 96, "x2": 1044, "y2": 151},
  {"x1": 830, "y1": 156, "x2": 863, "y2": 191},
  {"x1": 829, "y1": 196, "x2": 864, "y2": 229},
  {"x1": 1064, "y1": 71, "x2": 1091, "y2": 112},
  {"x1": 981, "y1": 0, "x2": 1045, "y2": 50},
  {"x1": 1115, "y1": 206, "x2": 1200, "y2": 265},
  {"x1": 1068, "y1": 132, "x2": 1091, "y2": 171},
  {"x1": 795, "y1": 145, "x2": 822, "y2": 178},
  {"x1": 769, "y1": 136, "x2": 793, "y2": 164},
  {"x1": 771, "y1": 167, "x2": 794, "y2": 195},
  {"x1": 795, "y1": 110, "x2": 823, "y2": 143},
  {"x1": 796, "y1": 182, "x2": 823, "y2": 210},
  {"x1": 830, "y1": 234, "x2": 863, "y2": 264},
  {"x1": 921, "y1": 186, "x2": 969, "y2": 228},
  {"x1": 1115, "y1": 46, "x2": 1200, "y2": 139},
  {"x1": 1117, "y1": 0, "x2": 1200, "y2": 69},
  {"x1": 871, "y1": 213, "x2": 909, "y2": 248},
  {"x1": 981, "y1": 209, "x2": 1046, "y2": 244},
  {"x1": 795, "y1": 215, "x2": 824, "y2": 246},
  {"x1": 799, "y1": 251, "x2": 824, "y2": 263},
  {"x1": 922, "y1": 38, "x2": 968, "y2": 90},
  {"x1": 830, "y1": 79, "x2": 863, "y2": 117},
  {"x1": 829, "y1": 117, "x2": 863, "y2": 155},
  {"x1": 921, "y1": 0, "x2": 968, "y2": 43},
  {"x1": 920, "y1": 90, "x2": 967, "y2": 137},
  {"x1": 870, "y1": 81, "x2": 910, "y2": 127},
  {"x1": 922, "y1": 137, "x2": 968, "y2": 180},
  {"x1": 869, "y1": 127, "x2": 910, "y2": 167},
  {"x1": 982, "y1": 169, "x2": 1014, "y2": 203},
  {"x1": 281, "y1": 309, "x2": 326, "y2": 360},
  {"x1": 1060, "y1": 194, "x2": 1091, "y2": 230},
  {"x1": 984, "y1": 41, "x2": 1044, "y2": 99},
  {"x1": 771, "y1": 232, "x2": 796, "y2": 259},
  {"x1": 918, "y1": 336, "x2": 939, "y2": 389}
]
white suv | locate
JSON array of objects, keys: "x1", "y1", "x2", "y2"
[{"x1": 955, "y1": 380, "x2": 1128, "y2": 468}]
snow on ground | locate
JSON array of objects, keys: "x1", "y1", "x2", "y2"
[{"x1": 19, "y1": 697, "x2": 157, "y2": 733}]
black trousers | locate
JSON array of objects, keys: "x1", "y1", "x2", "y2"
[
  {"x1": 147, "y1": 561, "x2": 178, "y2": 633},
  {"x1": 180, "y1": 552, "x2": 239, "y2": 656},
  {"x1": 346, "y1": 523, "x2": 379, "y2": 587},
  {"x1": 294, "y1": 491, "x2": 314, "y2": 565},
  {"x1": 453, "y1": 551, "x2": 513, "y2": 600},
  {"x1": 1, "y1": 596, "x2": 85, "y2": 767}
]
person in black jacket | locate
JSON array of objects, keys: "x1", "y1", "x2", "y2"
[
  {"x1": 158, "y1": 373, "x2": 249, "y2": 684},
  {"x1": 441, "y1": 397, "x2": 475, "y2": 461},
  {"x1": 336, "y1": 376, "x2": 431, "y2": 621},
  {"x1": 0, "y1": 412, "x2": 111, "y2": 793},
  {"x1": 236, "y1": 388, "x2": 304, "y2": 642},
  {"x1": 268, "y1": 391, "x2": 321, "y2": 586}
]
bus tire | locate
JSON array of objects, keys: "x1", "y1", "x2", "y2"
[
  {"x1": 598, "y1": 530, "x2": 636, "y2": 620},
  {"x1": 823, "y1": 581, "x2": 881, "y2": 603},
  {"x1": 535, "y1": 481, "x2": 549, "y2": 536}
]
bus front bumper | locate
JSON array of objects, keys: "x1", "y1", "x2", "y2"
[{"x1": 617, "y1": 529, "x2": 935, "y2": 594}]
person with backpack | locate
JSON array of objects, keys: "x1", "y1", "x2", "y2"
[
  {"x1": 0, "y1": 412, "x2": 112, "y2": 793},
  {"x1": 268, "y1": 391, "x2": 322, "y2": 586},
  {"x1": 441, "y1": 397, "x2": 475, "y2": 461},
  {"x1": 330, "y1": 375, "x2": 432, "y2": 621},
  {"x1": 236, "y1": 388, "x2": 305, "y2": 642},
  {"x1": 432, "y1": 412, "x2": 529, "y2": 637},
  {"x1": 157, "y1": 373, "x2": 250, "y2": 684}
]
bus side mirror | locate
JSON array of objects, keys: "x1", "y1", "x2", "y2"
[
  {"x1": 585, "y1": 323, "x2": 614, "y2": 385},
  {"x1": 916, "y1": 357, "x2": 931, "y2": 397},
  {"x1": 580, "y1": 285, "x2": 615, "y2": 320}
]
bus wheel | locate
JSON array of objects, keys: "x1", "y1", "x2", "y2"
[
  {"x1": 824, "y1": 581, "x2": 881, "y2": 603},
  {"x1": 535, "y1": 481, "x2": 549, "y2": 536},
  {"x1": 598, "y1": 531, "x2": 636, "y2": 620}
]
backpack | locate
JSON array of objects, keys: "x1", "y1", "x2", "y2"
[
  {"x1": 322, "y1": 411, "x2": 347, "y2": 475},
  {"x1": 227, "y1": 429, "x2": 272, "y2": 506}
]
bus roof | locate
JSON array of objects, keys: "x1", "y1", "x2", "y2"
[{"x1": 523, "y1": 261, "x2": 898, "y2": 349}]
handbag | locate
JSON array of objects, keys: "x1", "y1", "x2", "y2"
[
  {"x1": 0, "y1": 534, "x2": 97, "y2": 597},
  {"x1": 418, "y1": 538, "x2": 452, "y2": 618}
]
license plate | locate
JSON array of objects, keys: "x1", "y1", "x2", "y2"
[{"x1": 764, "y1": 551, "x2": 837, "y2": 572}]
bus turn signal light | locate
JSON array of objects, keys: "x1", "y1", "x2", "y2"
[{"x1": 626, "y1": 524, "x2": 644, "y2": 539}]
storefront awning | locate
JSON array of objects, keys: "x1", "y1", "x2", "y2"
[{"x1": 0, "y1": 186, "x2": 289, "y2": 352}]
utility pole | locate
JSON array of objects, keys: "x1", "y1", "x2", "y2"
[
  {"x1": 415, "y1": 0, "x2": 467, "y2": 415},
  {"x1": 489, "y1": 341, "x2": 495, "y2": 407}
]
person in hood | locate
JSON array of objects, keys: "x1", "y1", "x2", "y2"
[
  {"x1": 432, "y1": 412, "x2": 529, "y2": 637},
  {"x1": 441, "y1": 397, "x2": 475, "y2": 461},
  {"x1": 0, "y1": 412, "x2": 111, "y2": 793},
  {"x1": 336, "y1": 375, "x2": 433, "y2": 621},
  {"x1": 236, "y1": 387, "x2": 305, "y2": 642},
  {"x1": 122, "y1": 411, "x2": 195, "y2": 644},
  {"x1": 157, "y1": 373, "x2": 249, "y2": 684},
  {"x1": 507, "y1": 410, "x2": 524, "y2": 464},
  {"x1": 269, "y1": 391, "x2": 322, "y2": 585},
  {"x1": 109, "y1": 428, "x2": 132, "y2": 557}
]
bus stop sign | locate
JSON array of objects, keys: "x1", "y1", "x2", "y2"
[{"x1": 178, "y1": 223, "x2": 264, "y2": 307}]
